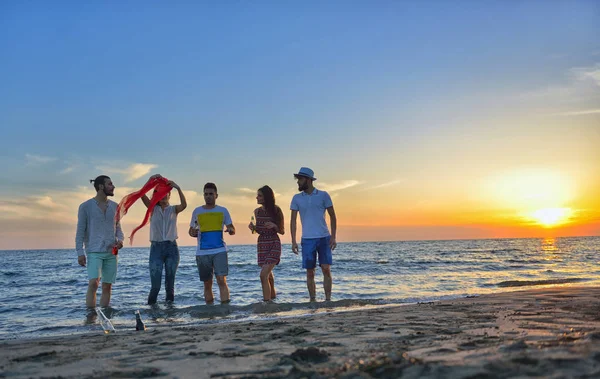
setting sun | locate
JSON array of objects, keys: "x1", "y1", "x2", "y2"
[{"x1": 530, "y1": 208, "x2": 572, "y2": 227}]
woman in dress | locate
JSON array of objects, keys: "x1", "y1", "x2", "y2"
[{"x1": 248, "y1": 185, "x2": 285, "y2": 302}]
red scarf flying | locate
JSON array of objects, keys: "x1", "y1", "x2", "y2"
[{"x1": 115, "y1": 176, "x2": 172, "y2": 245}]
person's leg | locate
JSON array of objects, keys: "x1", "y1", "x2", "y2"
[
  {"x1": 164, "y1": 242, "x2": 180, "y2": 302},
  {"x1": 85, "y1": 253, "x2": 102, "y2": 307},
  {"x1": 301, "y1": 238, "x2": 318, "y2": 301},
  {"x1": 196, "y1": 255, "x2": 214, "y2": 304},
  {"x1": 148, "y1": 242, "x2": 163, "y2": 305},
  {"x1": 213, "y1": 252, "x2": 230, "y2": 303},
  {"x1": 99, "y1": 283, "x2": 112, "y2": 307},
  {"x1": 216, "y1": 276, "x2": 229, "y2": 303},
  {"x1": 317, "y1": 236, "x2": 333, "y2": 301},
  {"x1": 259, "y1": 264, "x2": 275, "y2": 301},
  {"x1": 100, "y1": 253, "x2": 118, "y2": 307},
  {"x1": 268, "y1": 271, "x2": 276, "y2": 300},
  {"x1": 321, "y1": 264, "x2": 332, "y2": 301},
  {"x1": 86, "y1": 278, "x2": 100, "y2": 308},
  {"x1": 306, "y1": 268, "x2": 316, "y2": 301},
  {"x1": 203, "y1": 279, "x2": 214, "y2": 304}
]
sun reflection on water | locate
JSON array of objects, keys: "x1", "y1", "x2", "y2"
[{"x1": 541, "y1": 237, "x2": 558, "y2": 252}]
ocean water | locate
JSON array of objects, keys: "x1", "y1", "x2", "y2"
[{"x1": 1, "y1": 236, "x2": 599, "y2": 340}]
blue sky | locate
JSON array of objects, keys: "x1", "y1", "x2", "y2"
[{"x1": 1, "y1": 1, "x2": 599, "y2": 249}]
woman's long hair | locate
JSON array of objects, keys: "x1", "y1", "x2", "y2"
[{"x1": 259, "y1": 185, "x2": 283, "y2": 231}]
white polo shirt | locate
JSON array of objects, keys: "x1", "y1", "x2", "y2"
[{"x1": 290, "y1": 188, "x2": 333, "y2": 239}]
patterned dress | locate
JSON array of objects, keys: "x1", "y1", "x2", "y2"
[{"x1": 255, "y1": 207, "x2": 281, "y2": 266}]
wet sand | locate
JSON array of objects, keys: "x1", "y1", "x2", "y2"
[{"x1": 2, "y1": 286, "x2": 600, "y2": 378}]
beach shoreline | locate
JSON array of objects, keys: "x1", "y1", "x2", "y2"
[{"x1": 2, "y1": 285, "x2": 600, "y2": 378}]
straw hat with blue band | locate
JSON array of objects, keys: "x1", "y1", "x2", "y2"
[{"x1": 293, "y1": 167, "x2": 317, "y2": 181}]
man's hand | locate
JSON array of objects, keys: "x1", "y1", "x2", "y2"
[
  {"x1": 78, "y1": 255, "x2": 86, "y2": 267},
  {"x1": 168, "y1": 180, "x2": 180, "y2": 190},
  {"x1": 115, "y1": 241, "x2": 123, "y2": 250},
  {"x1": 189, "y1": 228, "x2": 199, "y2": 237},
  {"x1": 291, "y1": 242, "x2": 299, "y2": 255},
  {"x1": 225, "y1": 225, "x2": 235, "y2": 235},
  {"x1": 329, "y1": 236, "x2": 337, "y2": 251}
]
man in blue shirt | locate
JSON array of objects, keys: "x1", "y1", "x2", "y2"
[{"x1": 290, "y1": 167, "x2": 337, "y2": 301}]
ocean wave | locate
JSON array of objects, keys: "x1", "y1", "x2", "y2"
[
  {"x1": 506, "y1": 259, "x2": 544, "y2": 264},
  {"x1": 490, "y1": 249, "x2": 523, "y2": 254},
  {"x1": 496, "y1": 278, "x2": 588, "y2": 288}
]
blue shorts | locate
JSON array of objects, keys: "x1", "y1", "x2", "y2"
[
  {"x1": 301, "y1": 236, "x2": 332, "y2": 269},
  {"x1": 196, "y1": 251, "x2": 228, "y2": 282}
]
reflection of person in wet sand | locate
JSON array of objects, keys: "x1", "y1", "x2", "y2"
[
  {"x1": 290, "y1": 167, "x2": 337, "y2": 302},
  {"x1": 75, "y1": 175, "x2": 124, "y2": 308},
  {"x1": 248, "y1": 185, "x2": 285, "y2": 302},
  {"x1": 188, "y1": 183, "x2": 235, "y2": 304}
]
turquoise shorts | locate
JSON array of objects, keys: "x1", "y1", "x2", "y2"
[{"x1": 87, "y1": 252, "x2": 118, "y2": 283}]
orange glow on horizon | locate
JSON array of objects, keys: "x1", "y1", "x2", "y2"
[{"x1": 528, "y1": 207, "x2": 573, "y2": 228}]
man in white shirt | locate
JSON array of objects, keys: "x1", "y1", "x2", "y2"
[
  {"x1": 75, "y1": 175, "x2": 124, "y2": 308},
  {"x1": 290, "y1": 167, "x2": 337, "y2": 302}
]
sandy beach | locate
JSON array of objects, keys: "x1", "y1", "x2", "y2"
[{"x1": 2, "y1": 286, "x2": 600, "y2": 378}]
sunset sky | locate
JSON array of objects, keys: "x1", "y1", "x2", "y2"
[{"x1": 1, "y1": 1, "x2": 599, "y2": 250}]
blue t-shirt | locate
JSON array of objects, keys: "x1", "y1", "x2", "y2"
[
  {"x1": 189, "y1": 205, "x2": 232, "y2": 256},
  {"x1": 290, "y1": 188, "x2": 333, "y2": 239}
]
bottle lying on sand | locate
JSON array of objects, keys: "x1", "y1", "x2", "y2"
[
  {"x1": 135, "y1": 310, "x2": 146, "y2": 331},
  {"x1": 95, "y1": 307, "x2": 115, "y2": 334}
]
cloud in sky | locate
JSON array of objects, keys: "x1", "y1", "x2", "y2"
[
  {"x1": 571, "y1": 63, "x2": 600, "y2": 87},
  {"x1": 0, "y1": 185, "x2": 145, "y2": 225},
  {"x1": 552, "y1": 109, "x2": 600, "y2": 117},
  {"x1": 237, "y1": 187, "x2": 285, "y2": 198},
  {"x1": 59, "y1": 161, "x2": 81, "y2": 174},
  {"x1": 519, "y1": 62, "x2": 600, "y2": 117},
  {"x1": 318, "y1": 180, "x2": 361, "y2": 192},
  {"x1": 522, "y1": 62, "x2": 600, "y2": 99},
  {"x1": 34, "y1": 196, "x2": 59, "y2": 209},
  {"x1": 97, "y1": 163, "x2": 158, "y2": 183},
  {"x1": 359, "y1": 179, "x2": 403, "y2": 192},
  {"x1": 25, "y1": 153, "x2": 56, "y2": 166}
]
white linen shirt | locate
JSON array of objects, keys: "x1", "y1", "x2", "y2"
[{"x1": 150, "y1": 205, "x2": 179, "y2": 242}]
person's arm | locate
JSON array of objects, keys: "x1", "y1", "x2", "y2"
[
  {"x1": 168, "y1": 180, "x2": 187, "y2": 213},
  {"x1": 225, "y1": 223, "x2": 236, "y2": 235},
  {"x1": 248, "y1": 209, "x2": 260, "y2": 234},
  {"x1": 75, "y1": 203, "x2": 87, "y2": 266},
  {"x1": 141, "y1": 194, "x2": 150, "y2": 208},
  {"x1": 189, "y1": 211, "x2": 198, "y2": 237},
  {"x1": 224, "y1": 209, "x2": 235, "y2": 235},
  {"x1": 277, "y1": 207, "x2": 285, "y2": 235},
  {"x1": 141, "y1": 174, "x2": 163, "y2": 208},
  {"x1": 290, "y1": 210, "x2": 298, "y2": 254},
  {"x1": 326, "y1": 206, "x2": 337, "y2": 250},
  {"x1": 115, "y1": 219, "x2": 125, "y2": 250}
]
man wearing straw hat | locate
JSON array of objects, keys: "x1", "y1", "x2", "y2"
[{"x1": 290, "y1": 167, "x2": 337, "y2": 302}]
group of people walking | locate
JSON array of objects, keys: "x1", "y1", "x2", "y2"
[{"x1": 75, "y1": 167, "x2": 337, "y2": 308}]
